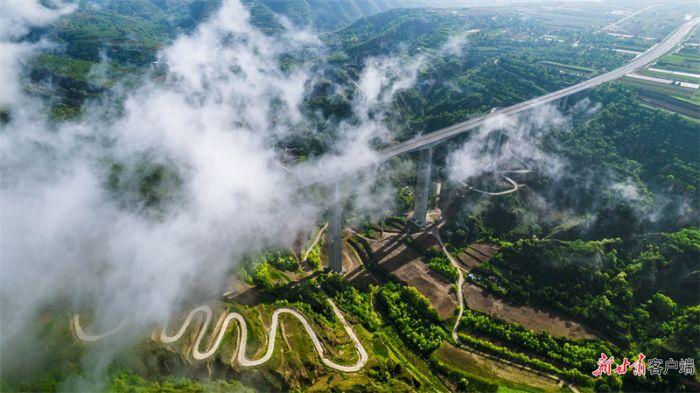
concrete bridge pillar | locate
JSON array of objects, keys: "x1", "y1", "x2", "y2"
[
  {"x1": 522, "y1": 112, "x2": 535, "y2": 137},
  {"x1": 328, "y1": 182, "x2": 344, "y2": 273},
  {"x1": 412, "y1": 147, "x2": 433, "y2": 227},
  {"x1": 493, "y1": 130, "x2": 503, "y2": 156},
  {"x1": 486, "y1": 130, "x2": 503, "y2": 157},
  {"x1": 569, "y1": 91, "x2": 586, "y2": 110},
  {"x1": 558, "y1": 95, "x2": 570, "y2": 111}
]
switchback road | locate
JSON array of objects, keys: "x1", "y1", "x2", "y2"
[{"x1": 74, "y1": 299, "x2": 368, "y2": 372}]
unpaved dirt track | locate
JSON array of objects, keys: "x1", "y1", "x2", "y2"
[
  {"x1": 432, "y1": 228, "x2": 464, "y2": 342},
  {"x1": 72, "y1": 317, "x2": 128, "y2": 342},
  {"x1": 74, "y1": 299, "x2": 368, "y2": 372},
  {"x1": 437, "y1": 237, "x2": 582, "y2": 393},
  {"x1": 302, "y1": 223, "x2": 327, "y2": 262},
  {"x1": 462, "y1": 176, "x2": 521, "y2": 196}
]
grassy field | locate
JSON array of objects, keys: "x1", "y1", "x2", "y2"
[
  {"x1": 640, "y1": 69, "x2": 700, "y2": 84},
  {"x1": 432, "y1": 343, "x2": 571, "y2": 393},
  {"x1": 539, "y1": 61, "x2": 596, "y2": 74},
  {"x1": 614, "y1": 3, "x2": 695, "y2": 39},
  {"x1": 620, "y1": 76, "x2": 696, "y2": 98},
  {"x1": 687, "y1": 91, "x2": 700, "y2": 104},
  {"x1": 679, "y1": 45, "x2": 700, "y2": 57},
  {"x1": 656, "y1": 53, "x2": 700, "y2": 73},
  {"x1": 672, "y1": 89, "x2": 700, "y2": 105},
  {"x1": 619, "y1": 72, "x2": 700, "y2": 118},
  {"x1": 515, "y1": 3, "x2": 617, "y2": 31},
  {"x1": 638, "y1": 101, "x2": 700, "y2": 123},
  {"x1": 610, "y1": 42, "x2": 651, "y2": 52}
]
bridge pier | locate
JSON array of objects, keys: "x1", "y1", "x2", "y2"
[
  {"x1": 493, "y1": 130, "x2": 503, "y2": 156},
  {"x1": 522, "y1": 112, "x2": 535, "y2": 137},
  {"x1": 569, "y1": 91, "x2": 586, "y2": 110},
  {"x1": 411, "y1": 147, "x2": 433, "y2": 227},
  {"x1": 328, "y1": 182, "x2": 344, "y2": 273},
  {"x1": 557, "y1": 95, "x2": 570, "y2": 111},
  {"x1": 483, "y1": 130, "x2": 505, "y2": 173}
]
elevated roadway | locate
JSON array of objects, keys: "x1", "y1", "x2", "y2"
[
  {"x1": 299, "y1": 17, "x2": 699, "y2": 269},
  {"x1": 377, "y1": 17, "x2": 699, "y2": 161}
]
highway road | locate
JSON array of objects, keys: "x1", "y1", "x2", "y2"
[
  {"x1": 377, "y1": 17, "x2": 700, "y2": 161},
  {"x1": 298, "y1": 17, "x2": 698, "y2": 188}
]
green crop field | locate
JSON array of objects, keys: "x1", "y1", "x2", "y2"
[
  {"x1": 620, "y1": 76, "x2": 696, "y2": 98},
  {"x1": 540, "y1": 61, "x2": 596, "y2": 74},
  {"x1": 640, "y1": 69, "x2": 700, "y2": 84},
  {"x1": 656, "y1": 53, "x2": 700, "y2": 73}
]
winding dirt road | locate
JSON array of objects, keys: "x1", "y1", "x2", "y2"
[
  {"x1": 72, "y1": 317, "x2": 128, "y2": 342},
  {"x1": 461, "y1": 175, "x2": 521, "y2": 196},
  {"x1": 301, "y1": 223, "x2": 327, "y2": 262},
  {"x1": 74, "y1": 298, "x2": 368, "y2": 372},
  {"x1": 432, "y1": 228, "x2": 464, "y2": 342}
]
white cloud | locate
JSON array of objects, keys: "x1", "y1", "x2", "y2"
[
  {"x1": 0, "y1": 1, "x2": 74, "y2": 107},
  {"x1": 610, "y1": 179, "x2": 644, "y2": 203},
  {"x1": 447, "y1": 104, "x2": 569, "y2": 185},
  {"x1": 0, "y1": 0, "x2": 424, "y2": 376}
]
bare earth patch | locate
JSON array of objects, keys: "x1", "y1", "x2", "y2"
[
  {"x1": 370, "y1": 231, "x2": 457, "y2": 319},
  {"x1": 447, "y1": 241, "x2": 595, "y2": 340},
  {"x1": 454, "y1": 243, "x2": 499, "y2": 270},
  {"x1": 463, "y1": 282, "x2": 595, "y2": 340},
  {"x1": 341, "y1": 237, "x2": 362, "y2": 274}
]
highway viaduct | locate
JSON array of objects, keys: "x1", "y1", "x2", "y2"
[{"x1": 322, "y1": 17, "x2": 700, "y2": 273}]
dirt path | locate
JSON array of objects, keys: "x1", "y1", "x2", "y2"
[
  {"x1": 431, "y1": 227, "x2": 463, "y2": 341},
  {"x1": 429, "y1": 181, "x2": 465, "y2": 340},
  {"x1": 428, "y1": 183, "x2": 581, "y2": 392},
  {"x1": 434, "y1": 242, "x2": 583, "y2": 392},
  {"x1": 302, "y1": 224, "x2": 327, "y2": 262},
  {"x1": 72, "y1": 317, "x2": 128, "y2": 341},
  {"x1": 73, "y1": 299, "x2": 368, "y2": 373},
  {"x1": 432, "y1": 244, "x2": 582, "y2": 392},
  {"x1": 460, "y1": 176, "x2": 521, "y2": 196},
  {"x1": 280, "y1": 320, "x2": 292, "y2": 351}
]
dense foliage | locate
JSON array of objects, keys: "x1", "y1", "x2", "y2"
[
  {"x1": 457, "y1": 333, "x2": 591, "y2": 386},
  {"x1": 553, "y1": 88, "x2": 700, "y2": 232},
  {"x1": 477, "y1": 238, "x2": 626, "y2": 330},
  {"x1": 430, "y1": 358, "x2": 498, "y2": 393},
  {"x1": 248, "y1": 0, "x2": 434, "y2": 32},
  {"x1": 305, "y1": 240, "x2": 322, "y2": 269},
  {"x1": 427, "y1": 255, "x2": 459, "y2": 282},
  {"x1": 475, "y1": 230, "x2": 700, "y2": 359},
  {"x1": 267, "y1": 279, "x2": 336, "y2": 322},
  {"x1": 377, "y1": 282, "x2": 446, "y2": 355},
  {"x1": 460, "y1": 308, "x2": 611, "y2": 376},
  {"x1": 318, "y1": 273, "x2": 381, "y2": 331},
  {"x1": 109, "y1": 371, "x2": 253, "y2": 393},
  {"x1": 265, "y1": 250, "x2": 300, "y2": 271}
]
